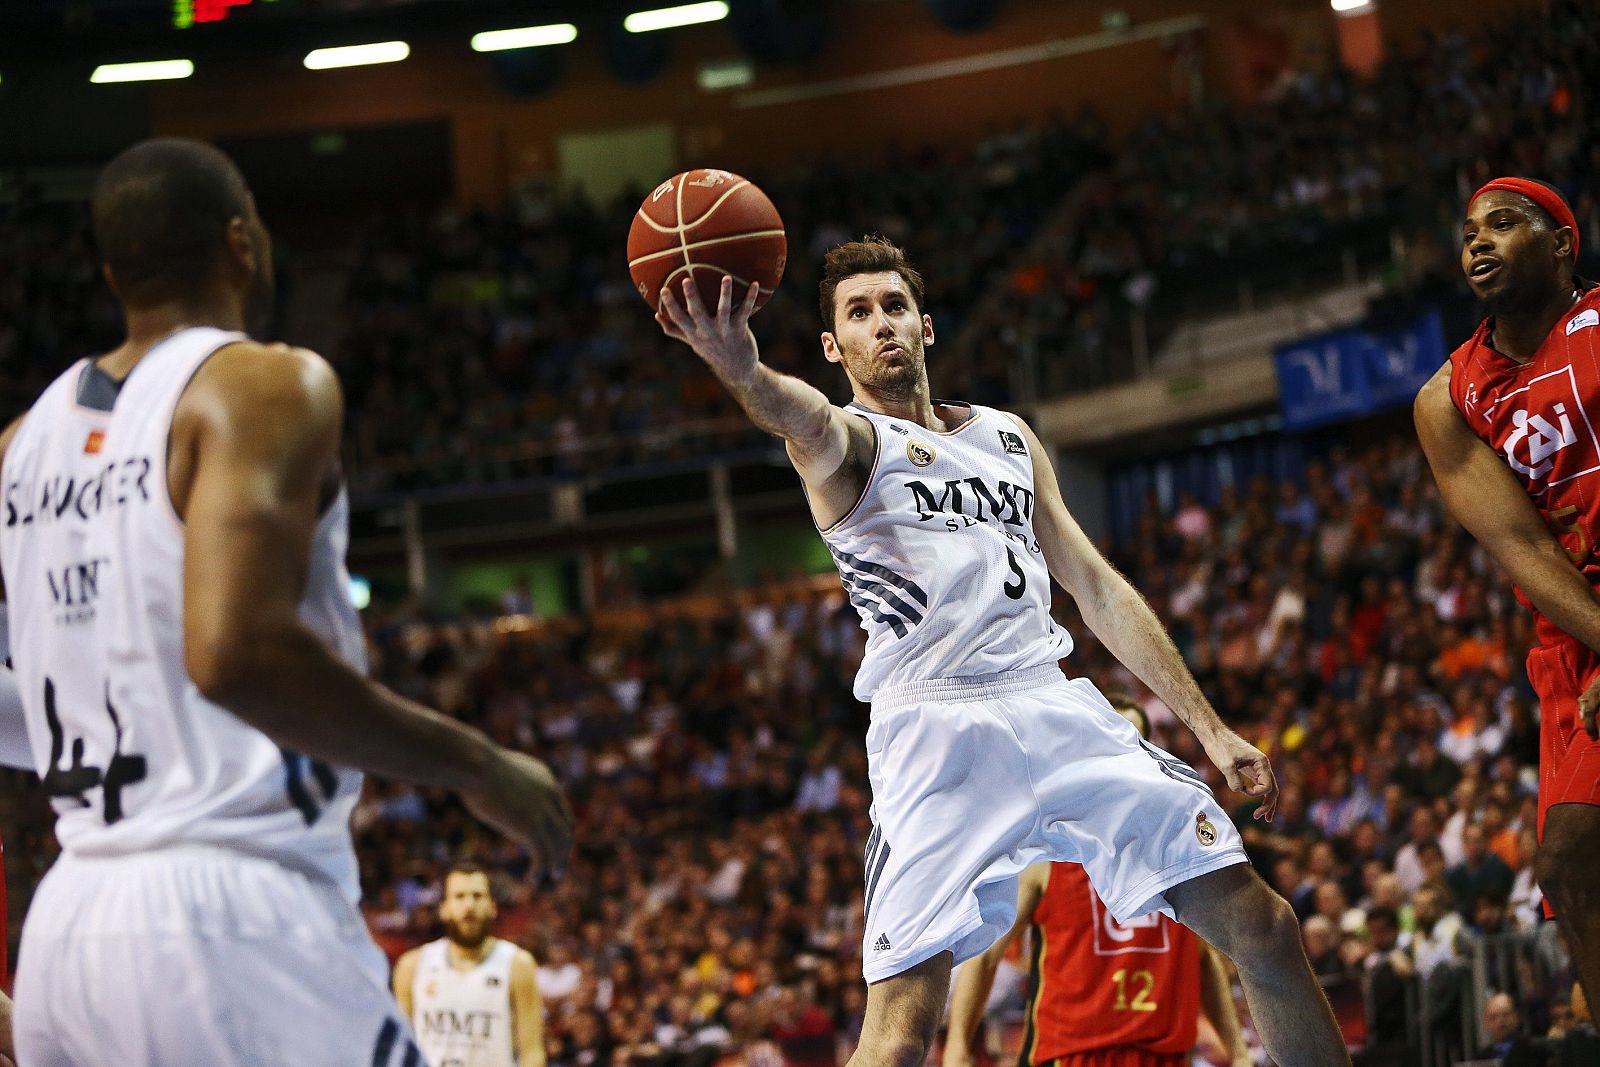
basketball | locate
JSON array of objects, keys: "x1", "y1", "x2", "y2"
[{"x1": 627, "y1": 169, "x2": 787, "y2": 314}]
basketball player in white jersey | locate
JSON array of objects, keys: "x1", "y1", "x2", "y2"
[
  {"x1": 394, "y1": 861, "x2": 544, "y2": 1067},
  {"x1": 0, "y1": 138, "x2": 572, "y2": 1066},
  {"x1": 653, "y1": 238, "x2": 1348, "y2": 1067}
]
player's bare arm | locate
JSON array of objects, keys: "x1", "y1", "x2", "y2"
[
  {"x1": 1416, "y1": 363, "x2": 1600, "y2": 738},
  {"x1": 511, "y1": 947, "x2": 546, "y2": 1067},
  {"x1": 943, "y1": 863, "x2": 1050, "y2": 1067},
  {"x1": 175, "y1": 342, "x2": 574, "y2": 867},
  {"x1": 1012, "y1": 417, "x2": 1279, "y2": 819},
  {"x1": 392, "y1": 947, "x2": 420, "y2": 1020},
  {"x1": 656, "y1": 275, "x2": 874, "y2": 526},
  {"x1": 1197, "y1": 941, "x2": 1250, "y2": 1067}
]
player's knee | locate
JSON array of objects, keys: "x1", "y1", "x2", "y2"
[
  {"x1": 1230, "y1": 887, "x2": 1299, "y2": 960},
  {"x1": 1534, "y1": 840, "x2": 1566, "y2": 897},
  {"x1": 1537, "y1": 836, "x2": 1600, "y2": 908},
  {"x1": 856, "y1": 1031, "x2": 932, "y2": 1067}
]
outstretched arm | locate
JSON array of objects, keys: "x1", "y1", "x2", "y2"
[
  {"x1": 944, "y1": 864, "x2": 1049, "y2": 1067},
  {"x1": 656, "y1": 277, "x2": 873, "y2": 522},
  {"x1": 177, "y1": 343, "x2": 572, "y2": 868},
  {"x1": 1416, "y1": 364, "x2": 1600, "y2": 738},
  {"x1": 1012, "y1": 416, "x2": 1278, "y2": 820}
]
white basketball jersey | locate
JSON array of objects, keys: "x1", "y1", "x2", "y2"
[
  {"x1": 820, "y1": 402, "x2": 1072, "y2": 700},
  {"x1": 412, "y1": 938, "x2": 520, "y2": 1067},
  {"x1": 0, "y1": 327, "x2": 366, "y2": 899}
]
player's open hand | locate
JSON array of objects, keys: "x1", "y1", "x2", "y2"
[
  {"x1": 1204, "y1": 730, "x2": 1279, "y2": 823},
  {"x1": 656, "y1": 276, "x2": 762, "y2": 382},
  {"x1": 1581, "y1": 672, "x2": 1600, "y2": 740},
  {"x1": 462, "y1": 748, "x2": 574, "y2": 880}
]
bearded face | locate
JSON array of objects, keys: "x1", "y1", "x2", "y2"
[
  {"x1": 822, "y1": 271, "x2": 934, "y2": 401},
  {"x1": 438, "y1": 872, "x2": 496, "y2": 949},
  {"x1": 1461, "y1": 190, "x2": 1573, "y2": 318}
]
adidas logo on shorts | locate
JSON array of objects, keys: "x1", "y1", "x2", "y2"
[{"x1": 873, "y1": 933, "x2": 892, "y2": 952}]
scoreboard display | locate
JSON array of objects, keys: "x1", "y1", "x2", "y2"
[{"x1": 173, "y1": 0, "x2": 275, "y2": 29}]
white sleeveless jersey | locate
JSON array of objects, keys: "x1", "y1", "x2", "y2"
[
  {"x1": 412, "y1": 937, "x2": 520, "y2": 1067},
  {"x1": 820, "y1": 402, "x2": 1073, "y2": 700},
  {"x1": 0, "y1": 327, "x2": 366, "y2": 900}
]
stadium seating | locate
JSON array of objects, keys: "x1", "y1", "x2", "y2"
[{"x1": 2, "y1": 0, "x2": 1598, "y2": 1061}]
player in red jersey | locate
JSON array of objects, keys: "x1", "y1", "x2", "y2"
[
  {"x1": 1415, "y1": 176, "x2": 1600, "y2": 1009},
  {"x1": 943, "y1": 700, "x2": 1250, "y2": 1067}
]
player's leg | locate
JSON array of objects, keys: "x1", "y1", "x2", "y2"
[
  {"x1": 847, "y1": 952, "x2": 953, "y2": 1067},
  {"x1": 1166, "y1": 865, "x2": 1347, "y2": 1067},
  {"x1": 1018, "y1": 679, "x2": 1347, "y2": 1066},
  {"x1": 1528, "y1": 641, "x2": 1600, "y2": 1006},
  {"x1": 1536, "y1": 802, "x2": 1600, "y2": 1007}
]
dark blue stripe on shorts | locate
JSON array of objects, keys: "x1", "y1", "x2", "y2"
[{"x1": 371, "y1": 1019, "x2": 399, "y2": 1067}]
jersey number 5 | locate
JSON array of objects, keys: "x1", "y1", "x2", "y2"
[{"x1": 1004, "y1": 548, "x2": 1026, "y2": 600}]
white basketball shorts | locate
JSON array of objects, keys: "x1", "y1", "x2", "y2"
[
  {"x1": 860, "y1": 664, "x2": 1247, "y2": 983},
  {"x1": 16, "y1": 845, "x2": 422, "y2": 1067}
]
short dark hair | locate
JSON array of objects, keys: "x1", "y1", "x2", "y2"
[
  {"x1": 1367, "y1": 906, "x2": 1398, "y2": 929},
  {"x1": 91, "y1": 138, "x2": 253, "y2": 307},
  {"x1": 818, "y1": 237, "x2": 926, "y2": 330},
  {"x1": 446, "y1": 860, "x2": 489, "y2": 882}
]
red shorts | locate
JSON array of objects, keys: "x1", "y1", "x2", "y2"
[
  {"x1": 1524, "y1": 638, "x2": 1600, "y2": 836},
  {"x1": 1042, "y1": 1050, "x2": 1186, "y2": 1067}
]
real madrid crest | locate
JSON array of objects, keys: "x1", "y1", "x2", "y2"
[
  {"x1": 907, "y1": 440, "x2": 936, "y2": 467},
  {"x1": 1195, "y1": 811, "x2": 1217, "y2": 847}
]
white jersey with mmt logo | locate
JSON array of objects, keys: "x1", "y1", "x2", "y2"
[
  {"x1": 819, "y1": 402, "x2": 1072, "y2": 701},
  {"x1": 0, "y1": 326, "x2": 366, "y2": 900},
  {"x1": 412, "y1": 937, "x2": 519, "y2": 1067}
]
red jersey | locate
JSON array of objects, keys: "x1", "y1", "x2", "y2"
[
  {"x1": 1021, "y1": 863, "x2": 1200, "y2": 1064},
  {"x1": 1446, "y1": 284, "x2": 1600, "y2": 859},
  {"x1": 1447, "y1": 284, "x2": 1600, "y2": 645}
]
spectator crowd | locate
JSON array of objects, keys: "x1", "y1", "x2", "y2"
[
  {"x1": 4, "y1": 4, "x2": 1595, "y2": 496},
  {"x1": 2, "y1": 2, "x2": 1600, "y2": 1066},
  {"x1": 950, "y1": 0, "x2": 1600, "y2": 396},
  {"x1": 331, "y1": 111, "x2": 1110, "y2": 495},
  {"x1": 300, "y1": 430, "x2": 1589, "y2": 1066}
]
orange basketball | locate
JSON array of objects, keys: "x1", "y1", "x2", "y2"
[{"x1": 627, "y1": 169, "x2": 786, "y2": 314}]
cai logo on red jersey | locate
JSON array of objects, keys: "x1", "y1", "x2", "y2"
[
  {"x1": 1483, "y1": 365, "x2": 1600, "y2": 490},
  {"x1": 1088, "y1": 883, "x2": 1171, "y2": 956}
]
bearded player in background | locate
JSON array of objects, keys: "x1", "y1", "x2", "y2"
[
  {"x1": 1415, "y1": 176, "x2": 1600, "y2": 1009},
  {"x1": 394, "y1": 862, "x2": 544, "y2": 1067}
]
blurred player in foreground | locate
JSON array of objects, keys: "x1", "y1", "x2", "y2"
[
  {"x1": 655, "y1": 239, "x2": 1347, "y2": 1067},
  {"x1": 1415, "y1": 177, "x2": 1600, "y2": 1009},
  {"x1": 394, "y1": 861, "x2": 545, "y2": 1067},
  {"x1": 944, "y1": 696, "x2": 1251, "y2": 1067},
  {"x1": 0, "y1": 138, "x2": 572, "y2": 1066}
]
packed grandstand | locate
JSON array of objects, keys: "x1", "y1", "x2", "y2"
[{"x1": 2, "y1": 0, "x2": 1599, "y2": 1065}]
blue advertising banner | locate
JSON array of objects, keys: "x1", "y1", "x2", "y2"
[{"x1": 1274, "y1": 309, "x2": 1446, "y2": 431}]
